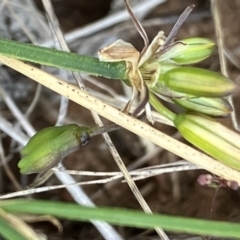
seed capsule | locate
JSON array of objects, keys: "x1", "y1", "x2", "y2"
[
  {"x1": 174, "y1": 113, "x2": 240, "y2": 170},
  {"x1": 156, "y1": 38, "x2": 215, "y2": 64},
  {"x1": 171, "y1": 38, "x2": 215, "y2": 65},
  {"x1": 173, "y1": 96, "x2": 232, "y2": 117},
  {"x1": 19, "y1": 124, "x2": 90, "y2": 174},
  {"x1": 163, "y1": 67, "x2": 237, "y2": 97}
]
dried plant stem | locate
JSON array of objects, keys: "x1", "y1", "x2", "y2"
[
  {"x1": 0, "y1": 141, "x2": 21, "y2": 191},
  {"x1": 211, "y1": 0, "x2": 239, "y2": 131}
]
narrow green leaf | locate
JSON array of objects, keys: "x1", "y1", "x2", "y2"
[
  {"x1": 1, "y1": 200, "x2": 240, "y2": 238},
  {"x1": 0, "y1": 38, "x2": 127, "y2": 80},
  {"x1": 0, "y1": 208, "x2": 39, "y2": 240},
  {"x1": 0, "y1": 215, "x2": 27, "y2": 240}
]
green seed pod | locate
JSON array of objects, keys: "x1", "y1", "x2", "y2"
[
  {"x1": 163, "y1": 67, "x2": 237, "y2": 97},
  {"x1": 18, "y1": 124, "x2": 90, "y2": 174},
  {"x1": 171, "y1": 38, "x2": 215, "y2": 65},
  {"x1": 174, "y1": 113, "x2": 240, "y2": 170},
  {"x1": 173, "y1": 96, "x2": 232, "y2": 117},
  {"x1": 156, "y1": 38, "x2": 215, "y2": 64}
]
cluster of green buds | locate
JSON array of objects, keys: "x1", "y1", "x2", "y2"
[
  {"x1": 140, "y1": 37, "x2": 237, "y2": 117},
  {"x1": 138, "y1": 31, "x2": 240, "y2": 171},
  {"x1": 16, "y1": 4, "x2": 240, "y2": 177}
]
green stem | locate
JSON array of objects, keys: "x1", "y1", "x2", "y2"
[
  {"x1": 149, "y1": 92, "x2": 176, "y2": 122},
  {"x1": 0, "y1": 38, "x2": 127, "y2": 80}
]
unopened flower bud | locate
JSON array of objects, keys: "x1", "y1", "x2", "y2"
[
  {"x1": 163, "y1": 67, "x2": 237, "y2": 97},
  {"x1": 19, "y1": 124, "x2": 90, "y2": 174},
  {"x1": 174, "y1": 113, "x2": 240, "y2": 170},
  {"x1": 173, "y1": 96, "x2": 232, "y2": 117},
  {"x1": 171, "y1": 38, "x2": 215, "y2": 65},
  {"x1": 157, "y1": 38, "x2": 215, "y2": 64}
]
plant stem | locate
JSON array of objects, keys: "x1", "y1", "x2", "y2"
[
  {"x1": 89, "y1": 124, "x2": 121, "y2": 137},
  {"x1": 149, "y1": 92, "x2": 176, "y2": 122},
  {"x1": 0, "y1": 38, "x2": 127, "y2": 80}
]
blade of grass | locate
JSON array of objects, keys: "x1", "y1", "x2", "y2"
[
  {"x1": 0, "y1": 208, "x2": 39, "y2": 240},
  {"x1": 0, "y1": 216, "x2": 27, "y2": 240},
  {"x1": 1, "y1": 199, "x2": 240, "y2": 238}
]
